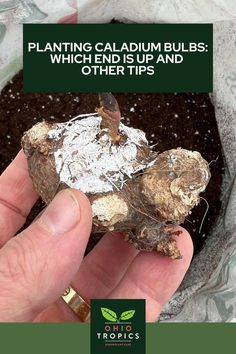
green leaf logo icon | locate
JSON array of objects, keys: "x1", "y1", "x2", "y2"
[
  {"x1": 101, "y1": 307, "x2": 118, "y2": 322},
  {"x1": 120, "y1": 310, "x2": 136, "y2": 321}
]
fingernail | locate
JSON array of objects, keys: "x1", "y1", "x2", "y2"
[{"x1": 37, "y1": 190, "x2": 80, "y2": 235}]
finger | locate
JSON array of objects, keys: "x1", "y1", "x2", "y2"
[
  {"x1": 0, "y1": 150, "x2": 38, "y2": 245},
  {"x1": 33, "y1": 299, "x2": 79, "y2": 322},
  {"x1": 0, "y1": 189, "x2": 92, "y2": 322},
  {"x1": 72, "y1": 232, "x2": 139, "y2": 300},
  {"x1": 107, "y1": 227, "x2": 193, "y2": 322}
]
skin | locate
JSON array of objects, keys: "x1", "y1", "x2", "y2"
[{"x1": 0, "y1": 150, "x2": 193, "y2": 322}]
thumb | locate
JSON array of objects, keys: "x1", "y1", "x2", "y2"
[{"x1": 0, "y1": 189, "x2": 92, "y2": 322}]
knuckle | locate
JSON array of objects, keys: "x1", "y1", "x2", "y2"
[
  {"x1": 0, "y1": 238, "x2": 28, "y2": 291},
  {"x1": 0, "y1": 234, "x2": 43, "y2": 299},
  {"x1": 0, "y1": 228, "x2": 54, "y2": 320}
]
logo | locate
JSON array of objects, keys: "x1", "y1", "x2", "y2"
[
  {"x1": 91, "y1": 299, "x2": 145, "y2": 354},
  {"x1": 101, "y1": 307, "x2": 136, "y2": 322}
]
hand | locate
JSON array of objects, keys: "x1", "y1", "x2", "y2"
[{"x1": 0, "y1": 150, "x2": 193, "y2": 322}]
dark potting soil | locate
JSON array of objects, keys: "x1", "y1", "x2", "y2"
[{"x1": 0, "y1": 71, "x2": 224, "y2": 255}]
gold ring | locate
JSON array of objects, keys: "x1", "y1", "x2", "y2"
[{"x1": 62, "y1": 286, "x2": 90, "y2": 322}]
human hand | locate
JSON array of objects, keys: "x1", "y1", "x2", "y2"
[{"x1": 0, "y1": 150, "x2": 193, "y2": 322}]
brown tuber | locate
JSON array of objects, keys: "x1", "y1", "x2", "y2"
[{"x1": 21, "y1": 93, "x2": 211, "y2": 259}]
